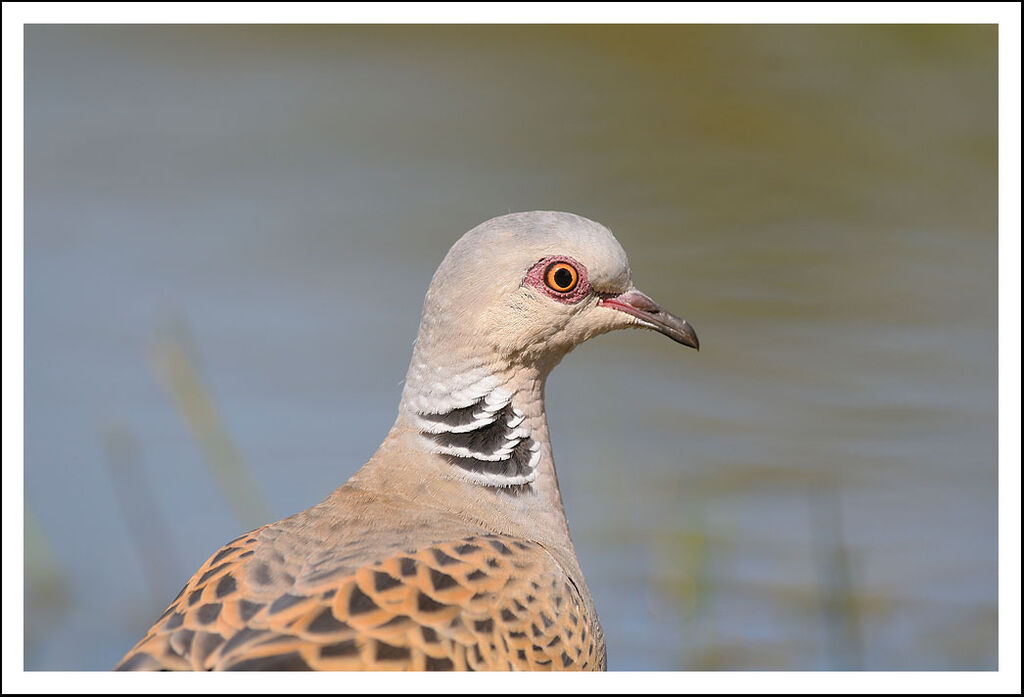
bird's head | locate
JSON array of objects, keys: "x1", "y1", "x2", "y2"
[{"x1": 412, "y1": 211, "x2": 698, "y2": 377}]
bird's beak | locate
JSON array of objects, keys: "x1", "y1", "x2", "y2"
[{"x1": 598, "y1": 289, "x2": 700, "y2": 350}]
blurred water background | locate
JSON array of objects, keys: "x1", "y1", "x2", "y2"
[{"x1": 23, "y1": 25, "x2": 998, "y2": 671}]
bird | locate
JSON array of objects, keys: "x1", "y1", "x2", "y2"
[{"x1": 115, "y1": 210, "x2": 699, "y2": 671}]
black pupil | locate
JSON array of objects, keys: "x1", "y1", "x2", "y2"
[{"x1": 553, "y1": 267, "x2": 573, "y2": 289}]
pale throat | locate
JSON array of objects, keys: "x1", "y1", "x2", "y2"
[{"x1": 398, "y1": 353, "x2": 551, "y2": 489}]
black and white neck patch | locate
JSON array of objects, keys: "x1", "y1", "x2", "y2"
[{"x1": 415, "y1": 390, "x2": 541, "y2": 487}]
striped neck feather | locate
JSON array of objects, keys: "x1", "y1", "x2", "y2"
[{"x1": 412, "y1": 388, "x2": 541, "y2": 488}]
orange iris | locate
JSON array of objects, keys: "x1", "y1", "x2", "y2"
[{"x1": 544, "y1": 261, "x2": 579, "y2": 293}]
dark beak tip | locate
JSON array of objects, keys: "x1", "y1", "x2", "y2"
[{"x1": 679, "y1": 323, "x2": 700, "y2": 351}]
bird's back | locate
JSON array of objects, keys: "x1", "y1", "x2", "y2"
[{"x1": 115, "y1": 484, "x2": 605, "y2": 671}]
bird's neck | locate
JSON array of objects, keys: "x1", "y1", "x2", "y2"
[{"x1": 348, "y1": 356, "x2": 577, "y2": 553}]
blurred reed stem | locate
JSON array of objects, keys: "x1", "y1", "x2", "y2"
[
  {"x1": 102, "y1": 424, "x2": 182, "y2": 605},
  {"x1": 24, "y1": 508, "x2": 69, "y2": 651},
  {"x1": 153, "y1": 316, "x2": 271, "y2": 531},
  {"x1": 24, "y1": 507, "x2": 69, "y2": 609},
  {"x1": 810, "y1": 482, "x2": 864, "y2": 670}
]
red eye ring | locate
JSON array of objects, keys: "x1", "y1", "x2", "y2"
[
  {"x1": 544, "y1": 262, "x2": 579, "y2": 293},
  {"x1": 524, "y1": 255, "x2": 590, "y2": 305}
]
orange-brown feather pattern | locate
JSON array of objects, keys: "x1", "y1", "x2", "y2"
[{"x1": 116, "y1": 532, "x2": 604, "y2": 671}]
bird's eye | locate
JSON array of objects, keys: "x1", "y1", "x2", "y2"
[{"x1": 544, "y1": 262, "x2": 579, "y2": 293}]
